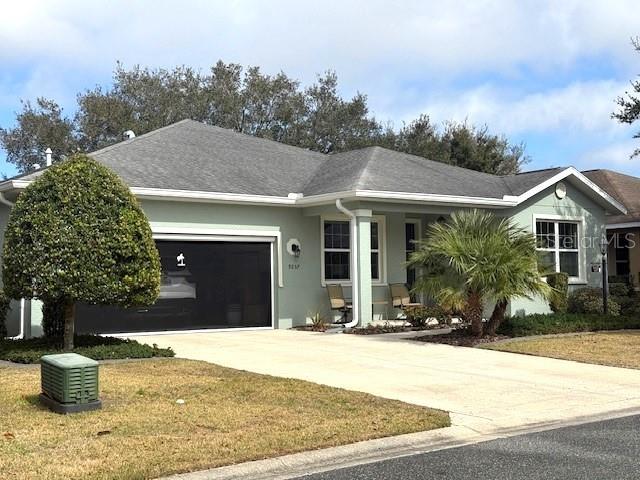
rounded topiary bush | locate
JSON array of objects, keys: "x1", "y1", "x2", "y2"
[
  {"x1": 568, "y1": 287, "x2": 620, "y2": 316},
  {"x1": 2, "y1": 154, "x2": 161, "y2": 349}
]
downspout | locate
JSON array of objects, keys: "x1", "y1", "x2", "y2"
[
  {"x1": 0, "y1": 192, "x2": 14, "y2": 208},
  {"x1": 0, "y1": 192, "x2": 23, "y2": 339},
  {"x1": 335, "y1": 199, "x2": 359, "y2": 328}
]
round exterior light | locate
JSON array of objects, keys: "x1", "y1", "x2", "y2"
[
  {"x1": 555, "y1": 182, "x2": 567, "y2": 199},
  {"x1": 286, "y1": 238, "x2": 301, "y2": 257}
]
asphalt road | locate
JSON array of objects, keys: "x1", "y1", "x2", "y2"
[{"x1": 297, "y1": 415, "x2": 640, "y2": 480}]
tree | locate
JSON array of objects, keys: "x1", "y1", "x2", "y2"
[
  {"x1": 613, "y1": 37, "x2": 640, "y2": 157},
  {"x1": 2, "y1": 61, "x2": 528, "y2": 175},
  {"x1": 394, "y1": 118, "x2": 528, "y2": 175},
  {"x1": 482, "y1": 221, "x2": 551, "y2": 336},
  {"x1": 0, "y1": 98, "x2": 77, "y2": 172},
  {"x1": 2, "y1": 154, "x2": 161, "y2": 350},
  {"x1": 408, "y1": 210, "x2": 549, "y2": 337}
]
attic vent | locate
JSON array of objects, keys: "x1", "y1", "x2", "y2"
[{"x1": 123, "y1": 130, "x2": 136, "y2": 140}]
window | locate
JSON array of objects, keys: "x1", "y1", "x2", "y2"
[
  {"x1": 535, "y1": 220, "x2": 580, "y2": 278},
  {"x1": 614, "y1": 233, "x2": 631, "y2": 276},
  {"x1": 405, "y1": 221, "x2": 419, "y2": 289},
  {"x1": 323, "y1": 221, "x2": 350, "y2": 281},
  {"x1": 322, "y1": 217, "x2": 383, "y2": 283}
]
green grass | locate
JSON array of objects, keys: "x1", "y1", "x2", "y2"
[
  {"x1": 0, "y1": 359, "x2": 450, "y2": 480},
  {"x1": 0, "y1": 335, "x2": 174, "y2": 363}
]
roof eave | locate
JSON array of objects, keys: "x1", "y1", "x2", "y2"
[{"x1": 502, "y1": 167, "x2": 627, "y2": 215}]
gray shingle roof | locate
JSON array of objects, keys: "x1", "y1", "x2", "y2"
[
  {"x1": 303, "y1": 146, "x2": 514, "y2": 198},
  {"x1": 583, "y1": 169, "x2": 640, "y2": 224},
  {"x1": 11, "y1": 119, "x2": 565, "y2": 201}
]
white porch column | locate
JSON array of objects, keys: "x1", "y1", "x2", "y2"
[{"x1": 353, "y1": 209, "x2": 373, "y2": 326}]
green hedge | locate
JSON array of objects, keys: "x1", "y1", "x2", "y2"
[
  {"x1": 0, "y1": 335, "x2": 174, "y2": 364},
  {"x1": 568, "y1": 287, "x2": 620, "y2": 316},
  {"x1": 497, "y1": 313, "x2": 640, "y2": 337}
]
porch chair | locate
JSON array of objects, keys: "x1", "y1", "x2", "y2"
[
  {"x1": 389, "y1": 283, "x2": 422, "y2": 310},
  {"x1": 326, "y1": 284, "x2": 352, "y2": 323}
]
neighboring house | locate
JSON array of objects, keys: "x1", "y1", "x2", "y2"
[
  {"x1": 583, "y1": 169, "x2": 640, "y2": 284},
  {"x1": 0, "y1": 120, "x2": 626, "y2": 337}
]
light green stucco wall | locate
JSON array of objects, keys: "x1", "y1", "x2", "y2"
[
  {"x1": 2, "y1": 177, "x2": 609, "y2": 335},
  {"x1": 141, "y1": 200, "x2": 325, "y2": 329},
  {"x1": 504, "y1": 182, "x2": 606, "y2": 315}
]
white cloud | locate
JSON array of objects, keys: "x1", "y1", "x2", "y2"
[
  {"x1": 1, "y1": 0, "x2": 639, "y2": 81},
  {"x1": 1, "y1": 0, "x2": 640, "y2": 175},
  {"x1": 411, "y1": 80, "x2": 632, "y2": 137},
  {"x1": 579, "y1": 139, "x2": 639, "y2": 174}
]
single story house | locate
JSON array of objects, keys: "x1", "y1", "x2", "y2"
[
  {"x1": 583, "y1": 169, "x2": 640, "y2": 284},
  {"x1": 0, "y1": 120, "x2": 626, "y2": 338}
]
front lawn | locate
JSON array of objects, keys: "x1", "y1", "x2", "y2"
[
  {"x1": 483, "y1": 331, "x2": 640, "y2": 369},
  {"x1": 0, "y1": 335, "x2": 174, "y2": 363},
  {"x1": 0, "y1": 359, "x2": 449, "y2": 480}
]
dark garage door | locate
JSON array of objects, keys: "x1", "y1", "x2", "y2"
[{"x1": 76, "y1": 240, "x2": 272, "y2": 334}]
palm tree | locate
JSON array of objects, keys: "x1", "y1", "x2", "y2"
[{"x1": 408, "y1": 209, "x2": 551, "y2": 337}]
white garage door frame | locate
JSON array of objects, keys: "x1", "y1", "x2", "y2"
[{"x1": 122, "y1": 225, "x2": 280, "y2": 336}]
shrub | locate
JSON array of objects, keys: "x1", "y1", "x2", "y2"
[
  {"x1": 497, "y1": 313, "x2": 640, "y2": 337},
  {"x1": 568, "y1": 287, "x2": 620, "y2": 316},
  {"x1": 0, "y1": 335, "x2": 174, "y2": 364},
  {"x1": 404, "y1": 304, "x2": 447, "y2": 327},
  {"x1": 546, "y1": 272, "x2": 568, "y2": 313},
  {"x1": 2, "y1": 155, "x2": 161, "y2": 350},
  {"x1": 307, "y1": 309, "x2": 329, "y2": 331},
  {"x1": 612, "y1": 294, "x2": 640, "y2": 317},
  {"x1": 609, "y1": 282, "x2": 632, "y2": 297},
  {"x1": 0, "y1": 290, "x2": 11, "y2": 338},
  {"x1": 42, "y1": 299, "x2": 65, "y2": 338}
]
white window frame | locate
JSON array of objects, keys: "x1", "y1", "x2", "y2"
[
  {"x1": 532, "y1": 214, "x2": 585, "y2": 284},
  {"x1": 320, "y1": 214, "x2": 387, "y2": 286}
]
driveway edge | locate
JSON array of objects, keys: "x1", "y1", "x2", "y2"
[{"x1": 160, "y1": 406, "x2": 640, "y2": 480}]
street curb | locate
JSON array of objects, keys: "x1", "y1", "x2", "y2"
[{"x1": 160, "y1": 406, "x2": 640, "y2": 480}]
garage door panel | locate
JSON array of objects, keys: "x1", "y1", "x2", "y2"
[{"x1": 76, "y1": 240, "x2": 272, "y2": 334}]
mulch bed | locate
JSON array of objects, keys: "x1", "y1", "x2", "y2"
[
  {"x1": 413, "y1": 329, "x2": 510, "y2": 346},
  {"x1": 291, "y1": 325, "x2": 338, "y2": 332},
  {"x1": 344, "y1": 324, "x2": 447, "y2": 335}
]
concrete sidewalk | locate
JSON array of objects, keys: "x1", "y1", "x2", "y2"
[{"x1": 130, "y1": 329, "x2": 640, "y2": 435}]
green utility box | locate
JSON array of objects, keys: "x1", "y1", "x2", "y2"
[{"x1": 39, "y1": 353, "x2": 102, "y2": 414}]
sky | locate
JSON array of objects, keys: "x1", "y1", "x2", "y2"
[{"x1": 1, "y1": 0, "x2": 640, "y2": 177}]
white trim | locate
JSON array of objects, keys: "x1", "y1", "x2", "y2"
[
  {"x1": 504, "y1": 167, "x2": 627, "y2": 215},
  {"x1": 150, "y1": 224, "x2": 283, "y2": 288},
  {"x1": 132, "y1": 187, "x2": 295, "y2": 205},
  {"x1": 533, "y1": 214, "x2": 586, "y2": 283},
  {"x1": 320, "y1": 214, "x2": 387, "y2": 287},
  {"x1": 607, "y1": 222, "x2": 640, "y2": 230}
]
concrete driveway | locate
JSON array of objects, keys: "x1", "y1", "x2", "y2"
[{"x1": 129, "y1": 330, "x2": 640, "y2": 434}]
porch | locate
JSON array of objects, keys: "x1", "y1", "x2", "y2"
[{"x1": 306, "y1": 200, "x2": 452, "y2": 327}]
